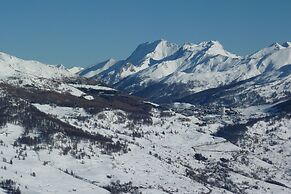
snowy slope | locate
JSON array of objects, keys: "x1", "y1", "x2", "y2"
[
  {"x1": 1, "y1": 93, "x2": 290, "y2": 193},
  {"x1": 68, "y1": 66, "x2": 84, "y2": 74},
  {"x1": 0, "y1": 52, "x2": 73, "y2": 80},
  {"x1": 79, "y1": 58, "x2": 117, "y2": 78}
]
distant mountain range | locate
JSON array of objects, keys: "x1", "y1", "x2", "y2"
[{"x1": 75, "y1": 40, "x2": 291, "y2": 105}]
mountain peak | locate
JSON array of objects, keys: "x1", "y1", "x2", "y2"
[
  {"x1": 282, "y1": 42, "x2": 291, "y2": 48},
  {"x1": 125, "y1": 39, "x2": 179, "y2": 65},
  {"x1": 250, "y1": 42, "x2": 284, "y2": 59},
  {"x1": 56, "y1": 64, "x2": 66, "y2": 69},
  {"x1": 0, "y1": 51, "x2": 16, "y2": 61},
  {"x1": 79, "y1": 58, "x2": 118, "y2": 78},
  {"x1": 181, "y1": 40, "x2": 238, "y2": 58},
  {"x1": 181, "y1": 42, "x2": 197, "y2": 51},
  {"x1": 104, "y1": 58, "x2": 117, "y2": 64},
  {"x1": 152, "y1": 38, "x2": 168, "y2": 44},
  {"x1": 269, "y1": 42, "x2": 283, "y2": 49},
  {"x1": 201, "y1": 40, "x2": 222, "y2": 46}
]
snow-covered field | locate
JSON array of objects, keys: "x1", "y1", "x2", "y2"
[{"x1": 1, "y1": 101, "x2": 290, "y2": 193}]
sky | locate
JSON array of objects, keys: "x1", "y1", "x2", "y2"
[{"x1": 0, "y1": 0, "x2": 290, "y2": 68}]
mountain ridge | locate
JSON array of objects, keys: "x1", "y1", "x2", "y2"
[
  {"x1": 77, "y1": 39, "x2": 291, "y2": 104},
  {"x1": 0, "y1": 51, "x2": 74, "y2": 81}
]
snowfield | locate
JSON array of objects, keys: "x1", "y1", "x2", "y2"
[{"x1": 1, "y1": 101, "x2": 290, "y2": 193}]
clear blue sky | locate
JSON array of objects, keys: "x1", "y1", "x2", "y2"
[{"x1": 0, "y1": 0, "x2": 290, "y2": 67}]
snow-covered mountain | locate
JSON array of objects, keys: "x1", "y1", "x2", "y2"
[
  {"x1": 80, "y1": 58, "x2": 118, "y2": 78},
  {"x1": 0, "y1": 45, "x2": 290, "y2": 193},
  {"x1": 0, "y1": 52, "x2": 73, "y2": 80},
  {"x1": 0, "y1": 51, "x2": 76, "y2": 91},
  {"x1": 79, "y1": 39, "x2": 179, "y2": 84},
  {"x1": 179, "y1": 44, "x2": 291, "y2": 107},
  {"x1": 68, "y1": 66, "x2": 84, "y2": 74},
  {"x1": 80, "y1": 40, "x2": 291, "y2": 104}
]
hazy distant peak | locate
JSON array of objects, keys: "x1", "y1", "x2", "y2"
[
  {"x1": 269, "y1": 42, "x2": 284, "y2": 49},
  {"x1": 107, "y1": 58, "x2": 117, "y2": 63}
]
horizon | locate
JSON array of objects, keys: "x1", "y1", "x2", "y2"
[
  {"x1": 0, "y1": 0, "x2": 291, "y2": 67},
  {"x1": 1, "y1": 39, "x2": 291, "y2": 69}
]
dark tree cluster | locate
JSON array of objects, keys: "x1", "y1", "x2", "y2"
[
  {"x1": 0, "y1": 179, "x2": 21, "y2": 194},
  {"x1": 103, "y1": 181, "x2": 141, "y2": 194}
]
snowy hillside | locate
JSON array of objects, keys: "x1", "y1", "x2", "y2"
[
  {"x1": 0, "y1": 82, "x2": 290, "y2": 193},
  {"x1": 69, "y1": 67, "x2": 84, "y2": 74},
  {"x1": 0, "y1": 52, "x2": 73, "y2": 80},
  {"x1": 80, "y1": 58, "x2": 118, "y2": 78}
]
